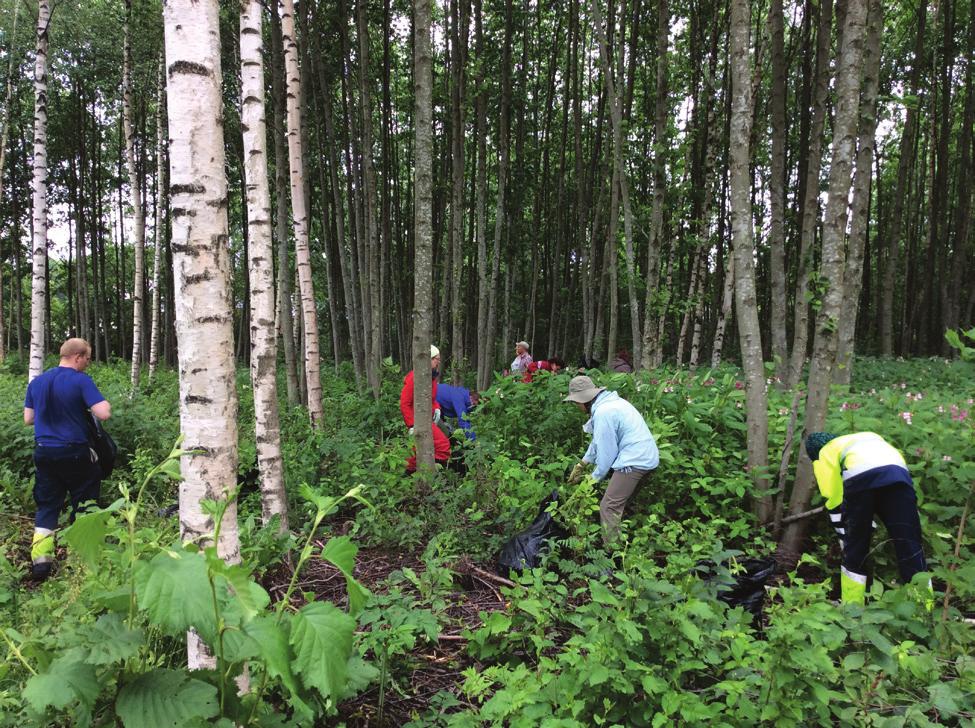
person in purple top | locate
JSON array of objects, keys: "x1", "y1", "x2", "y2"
[
  {"x1": 435, "y1": 383, "x2": 479, "y2": 441},
  {"x1": 23, "y1": 338, "x2": 112, "y2": 581}
]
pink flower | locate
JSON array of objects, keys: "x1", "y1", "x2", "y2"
[
  {"x1": 735, "y1": 381, "x2": 745, "y2": 390},
  {"x1": 943, "y1": 455, "x2": 953, "y2": 462},
  {"x1": 938, "y1": 405, "x2": 945, "y2": 413},
  {"x1": 900, "y1": 383, "x2": 908, "y2": 389},
  {"x1": 778, "y1": 408, "x2": 789, "y2": 415},
  {"x1": 901, "y1": 411, "x2": 913, "y2": 425}
]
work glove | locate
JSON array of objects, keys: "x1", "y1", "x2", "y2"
[
  {"x1": 433, "y1": 408, "x2": 442, "y2": 424},
  {"x1": 567, "y1": 461, "x2": 588, "y2": 485},
  {"x1": 408, "y1": 427, "x2": 415, "y2": 436}
]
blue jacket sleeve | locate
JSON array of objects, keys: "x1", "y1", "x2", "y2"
[{"x1": 588, "y1": 414, "x2": 619, "y2": 481}]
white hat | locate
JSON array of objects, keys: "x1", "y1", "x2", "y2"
[
  {"x1": 563, "y1": 375, "x2": 605, "y2": 404},
  {"x1": 515, "y1": 340, "x2": 530, "y2": 350},
  {"x1": 431, "y1": 345, "x2": 440, "y2": 359}
]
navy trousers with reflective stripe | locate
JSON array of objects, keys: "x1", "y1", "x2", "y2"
[{"x1": 842, "y1": 482, "x2": 926, "y2": 588}]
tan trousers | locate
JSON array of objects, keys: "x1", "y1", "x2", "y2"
[{"x1": 601, "y1": 468, "x2": 651, "y2": 544}]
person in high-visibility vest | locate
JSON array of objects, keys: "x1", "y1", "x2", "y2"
[{"x1": 806, "y1": 431, "x2": 929, "y2": 604}]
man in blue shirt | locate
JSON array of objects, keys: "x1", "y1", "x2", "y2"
[
  {"x1": 24, "y1": 338, "x2": 112, "y2": 580},
  {"x1": 564, "y1": 375, "x2": 658, "y2": 544},
  {"x1": 435, "y1": 383, "x2": 479, "y2": 441}
]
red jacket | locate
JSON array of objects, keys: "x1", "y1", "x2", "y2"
[
  {"x1": 400, "y1": 370, "x2": 440, "y2": 427},
  {"x1": 523, "y1": 360, "x2": 553, "y2": 383}
]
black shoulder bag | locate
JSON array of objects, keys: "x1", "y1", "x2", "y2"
[{"x1": 87, "y1": 412, "x2": 118, "y2": 479}]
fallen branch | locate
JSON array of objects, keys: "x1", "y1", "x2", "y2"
[
  {"x1": 779, "y1": 505, "x2": 824, "y2": 526},
  {"x1": 771, "y1": 388, "x2": 803, "y2": 537},
  {"x1": 456, "y1": 558, "x2": 516, "y2": 589}
]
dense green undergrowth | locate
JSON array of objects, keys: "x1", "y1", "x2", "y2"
[{"x1": 0, "y1": 352, "x2": 973, "y2": 726}]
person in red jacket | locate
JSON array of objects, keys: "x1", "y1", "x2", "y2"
[
  {"x1": 523, "y1": 356, "x2": 566, "y2": 383},
  {"x1": 400, "y1": 345, "x2": 452, "y2": 472}
]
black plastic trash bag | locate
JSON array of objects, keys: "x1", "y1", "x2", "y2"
[
  {"x1": 497, "y1": 491, "x2": 569, "y2": 574},
  {"x1": 713, "y1": 557, "x2": 777, "y2": 616}
]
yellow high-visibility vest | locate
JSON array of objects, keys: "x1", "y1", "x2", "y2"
[{"x1": 812, "y1": 432, "x2": 909, "y2": 510}]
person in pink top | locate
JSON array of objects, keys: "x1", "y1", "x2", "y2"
[{"x1": 510, "y1": 340, "x2": 533, "y2": 374}]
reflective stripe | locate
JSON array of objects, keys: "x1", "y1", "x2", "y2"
[
  {"x1": 33, "y1": 527, "x2": 54, "y2": 537},
  {"x1": 840, "y1": 434, "x2": 883, "y2": 460},
  {"x1": 32, "y1": 554, "x2": 54, "y2": 565},
  {"x1": 829, "y1": 512, "x2": 843, "y2": 523},
  {"x1": 835, "y1": 528, "x2": 845, "y2": 535},
  {"x1": 843, "y1": 461, "x2": 908, "y2": 481},
  {"x1": 842, "y1": 566, "x2": 867, "y2": 584}
]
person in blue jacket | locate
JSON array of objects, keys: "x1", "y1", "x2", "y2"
[
  {"x1": 435, "y1": 383, "x2": 479, "y2": 441},
  {"x1": 564, "y1": 375, "x2": 658, "y2": 544}
]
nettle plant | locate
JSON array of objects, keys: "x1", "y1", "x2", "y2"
[{"x1": 8, "y1": 440, "x2": 376, "y2": 727}]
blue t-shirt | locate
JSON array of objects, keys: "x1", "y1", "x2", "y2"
[
  {"x1": 435, "y1": 384, "x2": 475, "y2": 440},
  {"x1": 25, "y1": 367, "x2": 106, "y2": 446}
]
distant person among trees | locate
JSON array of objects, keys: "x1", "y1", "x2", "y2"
[
  {"x1": 400, "y1": 345, "x2": 451, "y2": 473},
  {"x1": 805, "y1": 431, "x2": 930, "y2": 605},
  {"x1": 609, "y1": 349, "x2": 634, "y2": 373},
  {"x1": 436, "y1": 384, "x2": 480, "y2": 441},
  {"x1": 576, "y1": 355, "x2": 600, "y2": 372},
  {"x1": 510, "y1": 341, "x2": 534, "y2": 374},
  {"x1": 523, "y1": 356, "x2": 566, "y2": 382},
  {"x1": 23, "y1": 338, "x2": 112, "y2": 581},
  {"x1": 564, "y1": 375, "x2": 659, "y2": 544}
]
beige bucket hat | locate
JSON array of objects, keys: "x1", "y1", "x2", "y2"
[{"x1": 563, "y1": 375, "x2": 605, "y2": 403}]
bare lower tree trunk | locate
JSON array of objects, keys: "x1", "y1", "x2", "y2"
[
  {"x1": 163, "y1": 0, "x2": 241, "y2": 670},
  {"x1": 280, "y1": 0, "x2": 324, "y2": 425},
  {"x1": 268, "y1": 4, "x2": 299, "y2": 404},
  {"x1": 780, "y1": 0, "x2": 868, "y2": 562},
  {"x1": 729, "y1": 0, "x2": 771, "y2": 521},
  {"x1": 241, "y1": 0, "x2": 287, "y2": 531},
  {"x1": 835, "y1": 0, "x2": 881, "y2": 386},
  {"x1": 711, "y1": 253, "x2": 735, "y2": 367},
  {"x1": 785, "y1": 0, "x2": 833, "y2": 388},
  {"x1": 148, "y1": 56, "x2": 166, "y2": 381},
  {"x1": 449, "y1": 0, "x2": 469, "y2": 372},
  {"x1": 767, "y1": 0, "x2": 788, "y2": 380},
  {"x1": 124, "y1": 0, "x2": 147, "y2": 393},
  {"x1": 413, "y1": 0, "x2": 435, "y2": 474},
  {"x1": 27, "y1": 0, "x2": 51, "y2": 384}
]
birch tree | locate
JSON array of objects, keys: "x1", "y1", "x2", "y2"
[
  {"x1": 148, "y1": 56, "x2": 165, "y2": 381},
  {"x1": 27, "y1": 0, "x2": 51, "y2": 383},
  {"x1": 729, "y1": 0, "x2": 771, "y2": 521},
  {"x1": 241, "y1": 0, "x2": 287, "y2": 530},
  {"x1": 780, "y1": 0, "x2": 869, "y2": 561},
  {"x1": 123, "y1": 0, "x2": 146, "y2": 392},
  {"x1": 163, "y1": 0, "x2": 241, "y2": 669},
  {"x1": 280, "y1": 0, "x2": 324, "y2": 424}
]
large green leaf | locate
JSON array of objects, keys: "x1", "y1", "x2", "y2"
[
  {"x1": 289, "y1": 602, "x2": 355, "y2": 700},
  {"x1": 63, "y1": 505, "x2": 115, "y2": 567},
  {"x1": 134, "y1": 548, "x2": 216, "y2": 641},
  {"x1": 243, "y1": 616, "x2": 307, "y2": 702},
  {"x1": 321, "y1": 536, "x2": 370, "y2": 615},
  {"x1": 205, "y1": 550, "x2": 270, "y2": 622},
  {"x1": 115, "y1": 669, "x2": 219, "y2": 728},
  {"x1": 23, "y1": 652, "x2": 100, "y2": 712},
  {"x1": 81, "y1": 613, "x2": 144, "y2": 665}
]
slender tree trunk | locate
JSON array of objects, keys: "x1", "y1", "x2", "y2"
[
  {"x1": 149, "y1": 57, "x2": 166, "y2": 381},
  {"x1": 413, "y1": 0, "x2": 436, "y2": 473},
  {"x1": 0, "y1": 1, "x2": 20, "y2": 238},
  {"x1": 767, "y1": 0, "x2": 788, "y2": 380},
  {"x1": 590, "y1": 0, "x2": 641, "y2": 366},
  {"x1": 729, "y1": 0, "x2": 771, "y2": 521},
  {"x1": 449, "y1": 0, "x2": 469, "y2": 372},
  {"x1": 268, "y1": 3, "x2": 299, "y2": 404},
  {"x1": 240, "y1": 0, "x2": 287, "y2": 530},
  {"x1": 280, "y1": 0, "x2": 324, "y2": 424},
  {"x1": 835, "y1": 0, "x2": 881, "y2": 385},
  {"x1": 474, "y1": 0, "x2": 489, "y2": 388},
  {"x1": 163, "y1": 0, "x2": 241, "y2": 670},
  {"x1": 124, "y1": 0, "x2": 147, "y2": 392},
  {"x1": 640, "y1": 0, "x2": 668, "y2": 369},
  {"x1": 785, "y1": 0, "x2": 833, "y2": 388},
  {"x1": 780, "y1": 0, "x2": 868, "y2": 562},
  {"x1": 711, "y1": 253, "x2": 735, "y2": 367},
  {"x1": 27, "y1": 0, "x2": 51, "y2": 383}
]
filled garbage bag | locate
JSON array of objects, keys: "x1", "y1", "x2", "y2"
[
  {"x1": 497, "y1": 490, "x2": 569, "y2": 574},
  {"x1": 712, "y1": 557, "x2": 777, "y2": 616}
]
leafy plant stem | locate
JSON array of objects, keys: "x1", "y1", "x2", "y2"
[{"x1": 0, "y1": 629, "x2": 36, "y2": 675}]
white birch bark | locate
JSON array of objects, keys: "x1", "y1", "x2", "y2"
[
  {"x1": 124, "y1": 0, "x2": 147, "y2": 392},
  {"x1": 280, "y1": 0, "x2": 324, "y2": 425},
  {"x1": 240, "y1": 0, "x2": 287, "y2": 530},
  {"x1": 711, "y1": 253, "x2": 735, "y2": 367},
  {"x1": 27, "y1": 0, "x2": 51, "y2": 384},
  {"x1": 148, "y1": 56, "x2": 166, "y2": 381},
  {"x1": 163, "y1": 0, "x2": 241, "y2": 669},
  {"x1": 729, "y1": 0, "x2": 771, "y2": 521}
]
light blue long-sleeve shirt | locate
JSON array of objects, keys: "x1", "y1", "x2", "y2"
[{"x1": 581, "y1": 390, "x2": 659, "y2": 481}]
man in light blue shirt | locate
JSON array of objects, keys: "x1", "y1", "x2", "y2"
[{"x1": 564, "y1": 375, "x2": 658, "y2": 543}]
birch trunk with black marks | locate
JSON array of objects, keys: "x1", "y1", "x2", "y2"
[
  {"x1": 124, "y1": 0, "x2": 147, "y2": 392},
  {"x1": 240, "y1": 0, "x2": 287, "y2": 530},
  {"x1": 28, "y1": 0, "x2": 51, "y2": 383},
  {"x1": 280, "y1": 0, "x2": 324, "y2": 424},
  {"x1": 163, "y1": 0, "x2": 241, "y2": 670}
]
